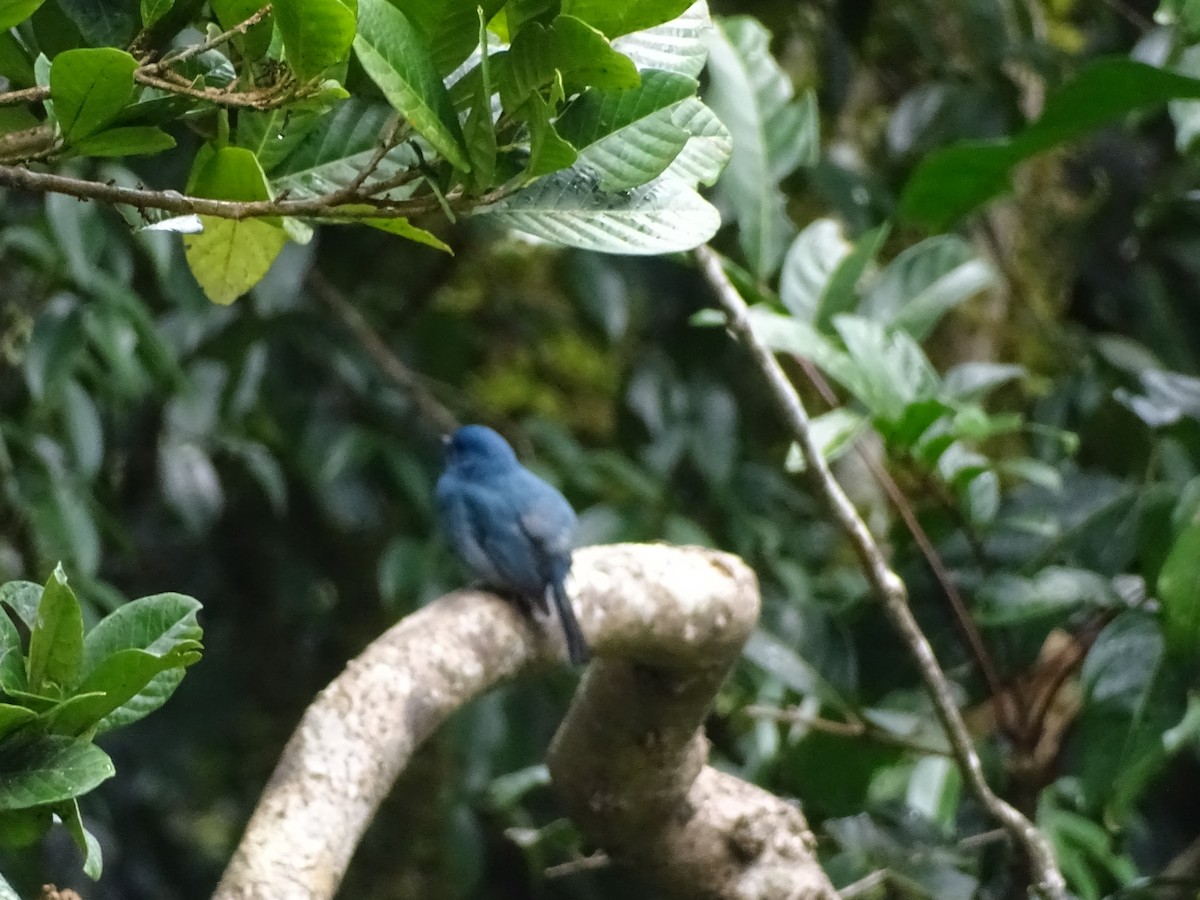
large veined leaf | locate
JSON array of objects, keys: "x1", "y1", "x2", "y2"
[
  {"x1": 861, "y1": 235, "x2": 997, "y2": 340},
  {"x1": 492, "y1": 15, "x2": 640, "y2": 113},
  {"x1": 611, "y1": 1, "x2": 711, "y2": 78},
  {"x1": 778, "y1": 219, "x2": 851, "y2": 321},
  {"x1": 561, "y1": 0, "x2": 696, "y2": 40},
  {"x1": 270, "y1": 100, "x2": 421, "y2": 199},
  {"x1": 0, "y1": 735, "x2": 114, "y2": 810},
  {"x1": 706, "y1": 17, "x2": 817, "y2": 279},
  {"x1": 387, "y1": 0, "x2": 506, "y2": 76},
  {"x1": 474, "y1": 168, "x2": 719, "y2": 254},
  {"x1": 183, "y1": 146, "x2": 288, "y2": 305},
  {"x1": 49, "y1": 48, "x2": 137, "y2": 144},
  {"x1": 901, "y1": 59, "x2": 1200, "y2": 230},
  {"x1": 354, "y1": 0, "x2": 471, "y2": 171},
  {"x1": 556, "y1": 71, "x2": 695, "y2": 190},
  {"x1": 1075, "y1": 612, "x2": 1189, "y2": 818},
  {"x1": 661, "y1": 97, "x2": 732, "y2": 186},
  {"x1": 274, "y1": 0, "x2": 355, "y2": 80}
]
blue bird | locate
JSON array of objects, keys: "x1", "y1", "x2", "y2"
[{"x1": 436, "y1": 425, "x2": 589, "y2": 666}]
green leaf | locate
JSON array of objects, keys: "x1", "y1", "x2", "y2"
[
  {"x1": 0, "y1": 608, "x2": 26, "y2": 696},
  {"x1": 561, "y1": 0, "x2": 695, "y2": 39},
  {"x1": 462, "y1": 8, "x2": 497, "y2": 191},
  {"x1": 1157, "y1": 522, "x2": 1200, "y2": 656},
  {"x1": 0, "y1": 0, "x2": 46, "y2": 29},
  {"x1": 49, "y1": 644, "x2": 201, "y2": 736},
  {"x1": 610, "y1": 0, "x2": 711, "y2": 78},
  {"x1": 661, "y1": 98, "x2": 732, "y2": 187},
  {"x1": 81, "y1": 592, "x2": 202, "y2": 732},
  {"x1": 744, "y1": 305, "x2": 858, "y2": 388},
  {"x1": 493, "y1": 15, "x2": 640, "y2": 112},
  {"x1": 357, "y1": 215, "x2": 453, "y2": 253},
  {"x1": 62, "y1": 380, "x2": 103, "y2": 479},
  {"x1": 0, "y1": 735, "x2": 114, "y2": 810},
  {"x1": 55, "y1": 0, "x2": 139, "y2": 46},
  {"x1": 238, "y1": 107, "x2": 321, "y2": 174},
  {"x1": 833, "y1": 316, "x2": 939, "y2": 420},
  {"x1": 974, "y1": 568, "x2": 1118, "y2": 626},
  {"x1": 555, "y1": 71, "x2": 695, "y2": 190},
  {"x1": 49, "y1": 48, "x2": 138, "y2": 143},
  {"x1": 183, "y1": 146, "x2": 288, "y2": 305},
  {"x1": 474, "y1": 168, "x2": 719, "y2": 254},
  {"x1": 706, "y1": 17, "x2": 817, "y2": 278},
  {"x1": 387, "y1": 0, "x2": 507, "y2": 76},
  {"x1": 271, "y1": 100, "x2": 419, "y2": 198},
  {"x1": 524, "y1": 92, "x2": 578, "y2": 178},
  {"x1": 1075, "y1": 611, "x2": 1189, "y2": 818},
  {"x1": 274, "y1": 0, "x2": 355, "y2": 80},
  {"x1": 354, "y1": 0, "x2": 471, "y2": 171},
  {"x1": 901, "y1": 59, "x2": 1200, "y2": 230},
  {"x1": 26, "y1": 564, "x2": 84, "y2": 696},
  {"x1": 56, "y1": 797, "x2": 102, "y2": 879},
  {"x1": 0, "y1": 705, "x2": 37, "y2": 743},
  {"x1": 784, "y1": 408, "x2": 867, "y2": 472},
  {"x1": 211, "y1": 0, "x2": 273, "y2": 60},
  {"x1": 70, "y1": 125, "x2": 175, "y2": 157},
  {"x1": 778, "y1": 219, "x2": 850, "y2": 322},
  {"x1": 139, "y1": 0, "x2": 172, "y2": 27},
  {"x1": 0, "y1": 806, "x2": 52, "y2": 850},
  {"x1": 0, "y1": 582, "x2": 41, "y2": 632},
  {"x1": 861, "y1": 235, "x2": 996, "y2": 340}
]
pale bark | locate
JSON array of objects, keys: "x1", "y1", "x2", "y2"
[{"x1": 213, "y1": 543, "x2": 835, "y2": 900}]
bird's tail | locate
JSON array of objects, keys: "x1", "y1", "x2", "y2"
[{"x1": 550, "y1": 578, "x2": 589, "y2": 666}]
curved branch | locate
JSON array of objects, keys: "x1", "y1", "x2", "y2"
[
  {"x1": 693, "y1": 244, "x2": 1067, "y2": 900},
  {"x1": 213, "y1": 544, "x2": 835, "y2": 900}
]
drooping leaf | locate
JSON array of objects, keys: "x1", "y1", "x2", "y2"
[
  {"x1": 1157, "y1": 522, "x2": 1200, "y2": 656},
  {"x1": 492, "y1": 15, "x2": 640, "y2": 112},
  {"x1": 556, "y1": 71, "x2": 695, "y2": 190},
  {"x1": 861, "y1": 235, "x2": 996, "y2": 340},
  {"x1": 0, "y1": 735, "x2": 114, "y2": 810},
  {"x1": 0, "y1": 0, "x2": 46, "y2": 29},
  {"x1": 706, "y1": 17, "x2": 817, "y2": 278},
  {"x1": 523, "y1": 92, "x2": 578, "y2": 178},
  {"x1": 182, "y1": 146, "x2": 288, "y2": 304},
  {"x1": 1075, "y1": 611, "x2": 1189, "y2": 818},
  {"x1": 56, "y1": 797, "x2": 103, "y2": 879},
  {"x1": 80, "y1": 591, "x2": 202, "y2": 731},
  {"x1": 274, "y1": 0, "x2": 356, "y2": 80},
  {"x1": 71, "y1": 126, "x2": 175, "y2": 157},
  {"x1": 25, "y1": 564, "x2": 84, "y2": 696},
  {"x1": 0, "y1": 610, "x2": 26, "y2": 696},
  {"x1": 354, "y1": 0, "x2": 471, "y2": 171},
  {"x1": 560, "y1": 0, "x2": 695, "y2": 40},
  {"x1": 474, "y1": 167, "x2": 719, "y2": 254},
  {"x1": 49, "y1": 48, "x2": 137, "y2": 143},
  {"x1": 387, "y1": 0, "x2": 506, "y2": 76},
  {"x1": 611, "y1": 0, "x2": 711, "y2": 78},
  {"x1": 901, "y1": 59, "x2": 1200, "y2": 230}
]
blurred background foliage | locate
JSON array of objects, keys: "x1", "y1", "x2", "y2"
[{"x1": 5, "y1": 0, "x2": 1200, "y2": 898}]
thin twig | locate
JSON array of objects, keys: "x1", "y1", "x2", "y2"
[
  {"x1": 0, "y1": 164, "x2": 443, "y2": 220},
  {"x1": 306, "y1": 270, "x2": 460, "y2": 434},
  {"x1": 694, "y1": 244, "x2": 1066, "y2": 900},
  {"x1": 543, "y1": 851, "x2": 610, "y2": 879},
  {"x1": 151, "y1": 5, "x2": 274, "y2": 71},
  {"x1": 745, "y1": 705, "x2": 952, "y2": 758}
]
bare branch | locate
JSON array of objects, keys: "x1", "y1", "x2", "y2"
[
  {"x1": 306, "y1": 270, "x2": 460, "y2": 434},
  {"x1": 213, "y1": 544, "x2": 836, "y2": 900},
  {"x1": 0, "y1": 164, "x2": 447, "y2": 221},
  {"x1": 693, "y1": 244, "x2": 1067, "y2": 900}
]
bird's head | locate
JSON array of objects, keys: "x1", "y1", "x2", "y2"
[{"x1": 442, "y1": 425, "x2": 520, "y2": 476}]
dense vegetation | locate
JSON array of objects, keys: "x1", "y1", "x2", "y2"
[{"x1": 3, "y1": 0, "x2": 1200, "y2": 897}]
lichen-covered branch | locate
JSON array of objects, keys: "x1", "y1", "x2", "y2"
[
  {"x1": 212, "y1": 544, "x2": 835, "y2": 900},
  {"x1": 693, "y1": 243, "x2": 1067, "y2": 900}
]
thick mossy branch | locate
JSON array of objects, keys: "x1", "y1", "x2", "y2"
[{"x1": 213, "y1": 543, "x2": 836, "y2": 900}]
